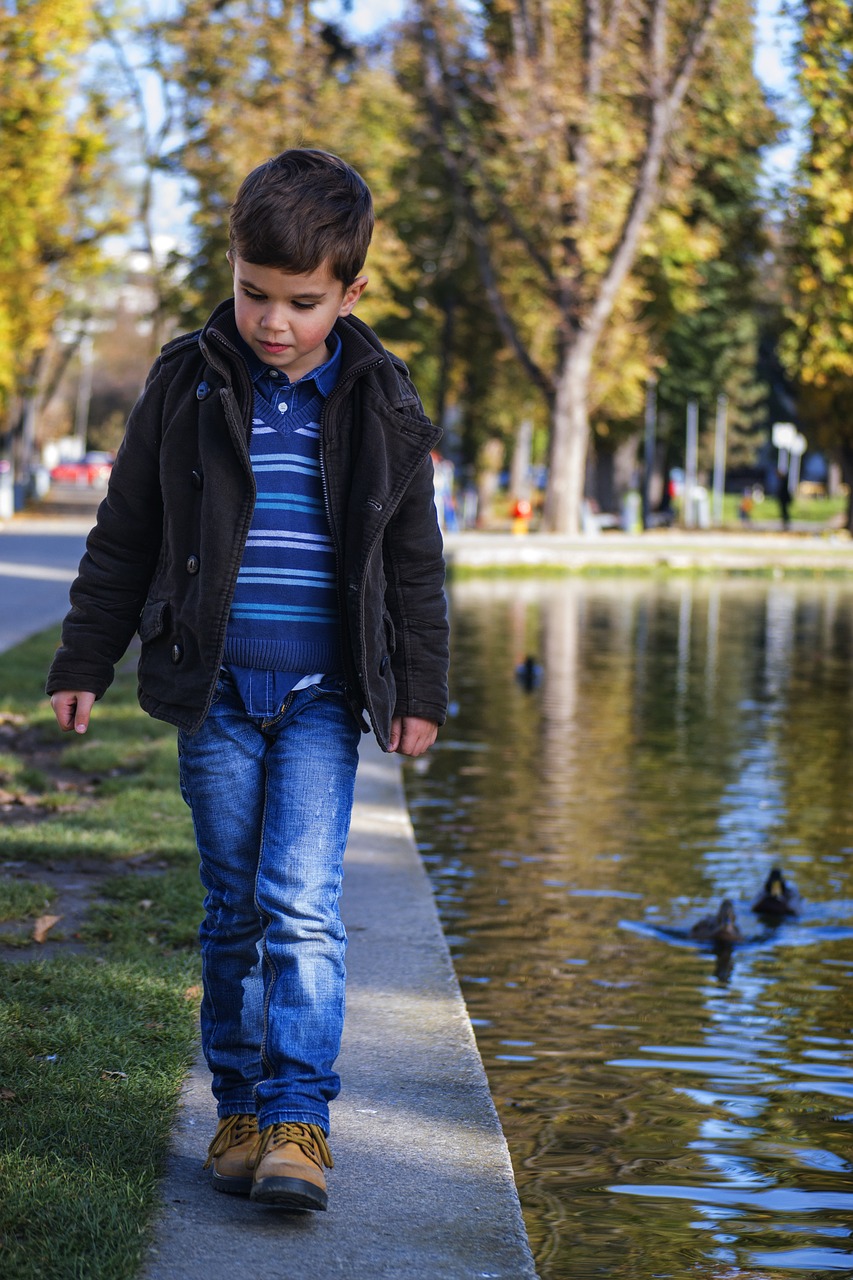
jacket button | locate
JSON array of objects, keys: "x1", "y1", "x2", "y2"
[
  {"x1": 186, "y1": 555, "x2": 200, "y2": 575},
  {"x1": 191, "y1": 470, "x2": 203, "y2": 490},
  {"x1": 196, "y1": 381, "x2": 210, "y2": 400},
  {"x1": 171, "y1": 644, "x2": 184, "y2": 664}
]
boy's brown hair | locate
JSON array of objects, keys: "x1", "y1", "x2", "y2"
[{"x1": 229, "y1": 148, "x2": 374, "y2": 286}]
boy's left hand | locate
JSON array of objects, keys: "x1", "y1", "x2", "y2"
[{"x1": 389, "y1": 715, "x2": 438, "y2": 757}]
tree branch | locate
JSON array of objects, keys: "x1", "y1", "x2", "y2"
[
  {"x1": 423, "y1": 11, "x2": 558, "y2": 289},
  {"x1": 95, "y1": 10, "x2": 175, "y2": 269},
  {"x1": 420, "y1": 25, "x2": 556, "y2": 401},
  {"x1": 583, "y1": 0, "x2": 722, "y2": 344}
]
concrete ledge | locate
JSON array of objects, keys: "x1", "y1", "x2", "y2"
[
  {"x1": 143, "y1": 734, "x2": 537, "y2": 1280},
  {"x1": 443, "y1": 529, "x2": 853, "y2": 574}
]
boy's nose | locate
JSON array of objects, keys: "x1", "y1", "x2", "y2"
[{"x1": 261, "y1": 306, "x2": 290, "y2": 333}]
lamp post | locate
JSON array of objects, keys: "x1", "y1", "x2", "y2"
[
  {"x1": 712, "y1": 394, "x2": 728, "y2": 526},
  {"x1": 684, "y1": 400, "x2": 699, "y2": 528},
  {"x1": 74, "y1": 332, "x2": 95, "y2": 453},
  {"x1": 642, "y1": 375, "x2": 658, "y2": 530}
]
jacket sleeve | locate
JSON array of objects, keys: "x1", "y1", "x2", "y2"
[
  {"x1": 45, "y1": 361, "x2": 168, "y2": 698},
  {"x1": 382, "y1": 450, "x2": 449, "y2": 725}
]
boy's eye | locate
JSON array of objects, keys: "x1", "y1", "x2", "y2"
[
  {"x1": 242, "y1": 289, "x2": 265, "y2": 302},
  {"x1": 292, "y1": 300, "x2": 319, "y2": 310}
]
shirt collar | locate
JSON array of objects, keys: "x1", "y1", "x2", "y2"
[{"x1": 236, "y1": 328, "x2": 342, "y2": 397}]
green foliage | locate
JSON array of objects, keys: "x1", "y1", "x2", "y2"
[
  {"x1": 157, "y1": 0, "x2": 385, "y2": 326},
  {"x1": 641, "y1": 0, "x2": 778, "y2": 467},
  {"x1": 406, "y1": 0, "x2": 772, "y2": 525},
  {"x1": 0, "y1": 0, "x2": 121, "y2": 428},
  {"x1": 781, "y1": 0, "x2": 853, "y2": 457}
]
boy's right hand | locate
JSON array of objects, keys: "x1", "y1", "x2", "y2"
[{"x1": 50, "y1": 691, "x2": 96, "y2": 734}]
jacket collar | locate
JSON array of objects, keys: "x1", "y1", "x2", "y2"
[{"x1": 198, "y1": 299, "x2": 416, "y2": 412}]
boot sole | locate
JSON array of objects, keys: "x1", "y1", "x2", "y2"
[
  {"x1": 250, "y1": 1175, "x2": 328, "y2": 1211},
  {"x1": 211, "y1": 1170, "x2": 254, "y2": 1195}
]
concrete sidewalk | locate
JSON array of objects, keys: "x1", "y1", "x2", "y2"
[
  {"x1": 443, "y1": 527, "x2": 853, "y2": 573},
  {"x1": 142, "y1": 736, "x2": 536, "y2": 1279}
]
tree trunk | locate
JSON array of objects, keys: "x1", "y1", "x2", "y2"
[
  {"x1": 543, "y1": 337, "x2": 595, "y2": 534},
  {"x1": 839, "y1": 442, "x2": 853, "y2": 534}
]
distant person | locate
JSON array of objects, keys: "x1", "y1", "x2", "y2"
[
  {"x1": 46, "y1": 149, "x2": 450, "y2": 1213},
  {"x1": 738, "y1": 489, "x2": 753, "y2": 524},
  {"x1": 777, "y1": 470, "x2": 791, "y2": 529}
]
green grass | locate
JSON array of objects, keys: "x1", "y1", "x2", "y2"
[
  {"x1": 0, "y1": 630, "x2": 202, "y2": 1280},
  {"x1": 717, "y1": 491, "x2": 847, "y2": 526},
  {"x1": 0, "y1": 878, "x2": 55, "y2": 924},
  {"x1": 488, "y1": 490, "x2": 847, "y2": 532}
]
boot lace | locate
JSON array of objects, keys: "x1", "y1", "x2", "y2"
[
  {"x1": 204, "y1": 1113, "x2": 259, "y2": 1168},
  {"x1": 257, "y1": 1122, "x2": 333, "y2": 1170}
]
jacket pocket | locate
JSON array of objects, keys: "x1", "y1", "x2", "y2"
[
  {"x1": 382, "y1": 609, "x2": 397, "y2": 655},
  {"x1": 138, "y1": 598, "x2": 170, "y2": 642}
]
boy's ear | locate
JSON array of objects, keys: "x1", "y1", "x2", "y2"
[
  {"x1": 338, "y1": 275, "x2": 367, "y2": 317},
  {"x1": 226, "y1": 249, "x2": 235, "y2": 273}
]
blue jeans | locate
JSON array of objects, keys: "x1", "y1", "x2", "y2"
[{"x1": 177, "y1": 672, "x2": 360, "y2": 1133}]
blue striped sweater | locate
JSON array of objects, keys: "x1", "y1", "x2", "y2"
[{"x1": 222, "y1": 336, "x2": 343, "y2": 678}]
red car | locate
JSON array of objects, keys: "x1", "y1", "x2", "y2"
[{"x1": 50, "y1": 452, "x2": 114, "y2": 485}]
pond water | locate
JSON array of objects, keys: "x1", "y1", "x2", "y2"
[{"x1": 402, "y1": 577, "x2": 853, "y2": 1280}]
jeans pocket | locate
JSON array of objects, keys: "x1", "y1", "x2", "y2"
[
  {"x1": 210, "y1": 669, "x2": 234, "y2": 706},
  {"x1": 311, "y1": 676, "x2": 347, "y2": 700}
]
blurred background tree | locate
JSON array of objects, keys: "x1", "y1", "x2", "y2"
[
  {"x1": 7, "y1": 0, "x2": 846, "y2": 529},
  {"x1": 641, "y1": 0, "x2": 779, "y2": 481},
  {"x1": 409, "y1": 0, "x2": 757, "y2": 532},
  {"x1": 0, "y1": 0, "x2": 123, "y2": 468},
  {"x1": 780, "y1": 0, "x2": 853, "y2": 529}
]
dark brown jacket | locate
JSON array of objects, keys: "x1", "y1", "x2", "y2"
[{"x1": 46, "y1": 301, "x2": 449, "y2": 749}]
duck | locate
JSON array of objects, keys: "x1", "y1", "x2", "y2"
[
  {"x1": 515, "y1": 655, "x2": 543, "y2": 691},
  {"x1": 690, "y1": 898, "x2": 743, "y2": 946},
  {"x1": 751, "y1": 867, "x2": 800, "y2": 917}
]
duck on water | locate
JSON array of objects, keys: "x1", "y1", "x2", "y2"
[
  {"x1": 751, "y1": 866, "x2": 801, "y2": 918},
  {"x1": 690, "y1": 898, "x2": 743, "y2": 946}
]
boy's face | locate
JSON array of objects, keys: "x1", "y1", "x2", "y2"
[{"x1": 229, "y1": 254, "x2": 367, "y2": 381}]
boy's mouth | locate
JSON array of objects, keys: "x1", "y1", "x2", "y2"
[{"x1": 260, "y1": 341, "x2": 289, "y2": 354}]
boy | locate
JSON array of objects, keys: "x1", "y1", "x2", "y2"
[{"x1": 47, "y1": 149, "x2": 449, "y2": 1212}]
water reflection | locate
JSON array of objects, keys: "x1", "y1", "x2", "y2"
[{"x1": 405, "y1": 578, "x2": 853, "y2": 1279}]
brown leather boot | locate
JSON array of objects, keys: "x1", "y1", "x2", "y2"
[
  {"x1": 250, "y1": 1122, "x2": 333, "y2": 1210},
  {"x1": 204, "y1": 1113, "x2": 259, "y2": 1195}
]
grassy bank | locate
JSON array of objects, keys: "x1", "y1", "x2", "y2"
[
  {"x1": 708, "y1": 491, "x2": 845, "y2": 527},
  {"x1": 0, "y1": 630, "x2": 202, "y2": 1280},
  {"x1": 490, "y1": 491, "x2": 847, "y2": 530}
]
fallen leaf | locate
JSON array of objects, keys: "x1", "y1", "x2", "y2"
[
  {"x1": 15, "y1": 793, "x2": 44, "y2": 808},
  {"x1": 0, "y1": 1087, "x2": 16, "y2": 1101},
  {"x1": 138, "y1": 899, "x2": 154, "y2": 910},
  {"x1": 184, "y1": 985, "x2": 202, "y2": 1002},
  {"x1": 100, "y1": 1070, "x2": 128, "y2": 1081},
  {"x1": 32, "y1": 914, "x2": 62, "y2": 943}
]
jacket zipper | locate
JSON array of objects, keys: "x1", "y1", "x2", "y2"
[
  {"x1": 195, "y1": 330, "x2": 257, "y2": 726},
  {"x1": 319, "y1": 359, "x2": 383, "y2": 726}
]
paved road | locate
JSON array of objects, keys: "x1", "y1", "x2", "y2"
[{"x1": 0, "y1": 519, "x2": 95, "y2": 653}]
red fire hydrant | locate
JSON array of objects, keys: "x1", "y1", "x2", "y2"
[{"x1": 511, "y1": 497, "x2": 532, "y2": 535}]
